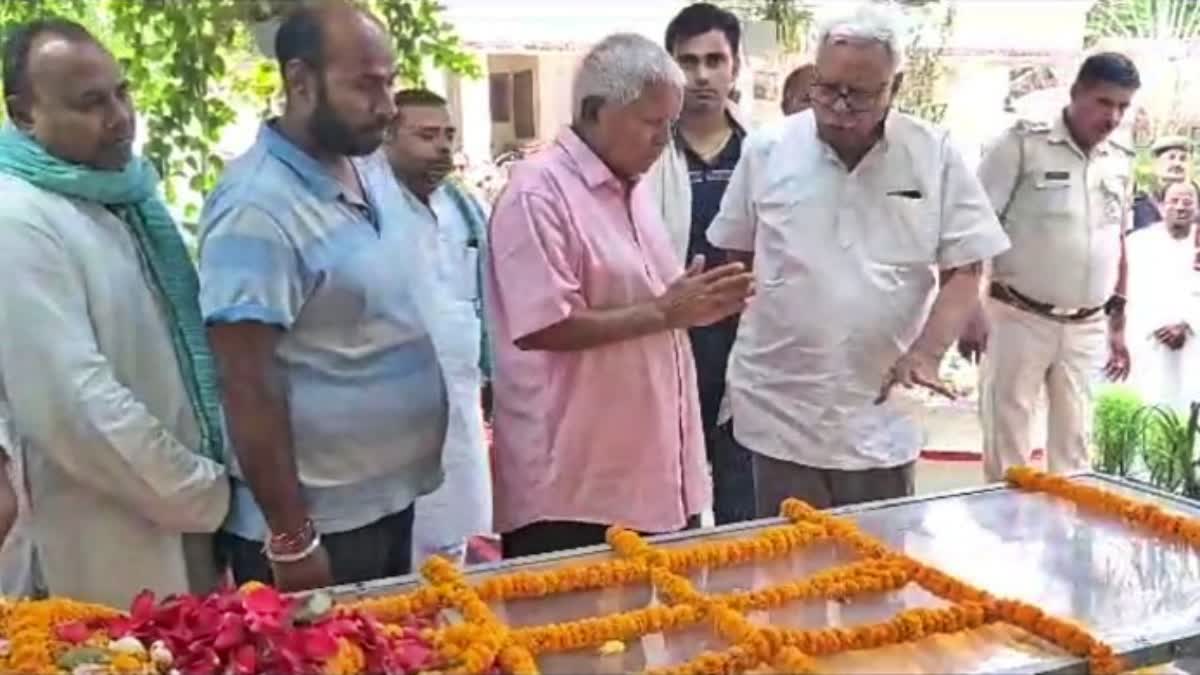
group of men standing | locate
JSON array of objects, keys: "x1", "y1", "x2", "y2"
[
  {"x1": 0, "y1": 2, "x2": 493, "y2": 604},
  {"x1": 0, "y1": 0, "x2": 1159, "y2": 608}
]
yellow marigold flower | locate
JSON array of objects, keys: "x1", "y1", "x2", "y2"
[{"x1": 324, "y1": 638, "x2": 365, "y2": 675}]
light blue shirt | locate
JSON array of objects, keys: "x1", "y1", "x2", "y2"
[{"x1": 198, "y1": 123, "x2": 448, "y2": 540}]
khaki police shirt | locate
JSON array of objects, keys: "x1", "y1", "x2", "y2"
[{"x1": 977, "y1": 113, "x2": 1133, "y2": 309}]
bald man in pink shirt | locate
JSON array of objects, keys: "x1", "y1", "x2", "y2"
[{"x1": 487, "y1": 33, "x2": 754, "y2": 559}]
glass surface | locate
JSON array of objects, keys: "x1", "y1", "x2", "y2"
[{"x1": 332, "y1": 475, "x2": 1200, "y2": 673}]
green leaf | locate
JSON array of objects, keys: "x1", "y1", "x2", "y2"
[{"x1": 57, "y1": 647, "x2": 110, "y2": 670}]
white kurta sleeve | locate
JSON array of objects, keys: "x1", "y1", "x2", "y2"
[
  {"x1": 0, "y1": 212, "x2": 227, "y2": 533},
  {"x1": 707, "y1": 134, "x2": 758, "y2": 253},
  {"x1": 936, "y1": 134, "x2": 1011, "y2": 268}
]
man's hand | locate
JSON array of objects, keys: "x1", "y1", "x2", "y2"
[
  {"x1": 876, "y1": 349, "x2": 955, "y2": 404},
  {"x1": 957, "y1": 309, "x2": 989, "y2": 364},
  {"x1": 270, "y1": 544, "x2": 334, "y2": 592},
  {"x1": 1153, "y1": 323, "x2": 1192, "y2": 351},
  {"x1": 1104, "y1": 328, "x2": 1131, "y2": 381},
  {"x1": 656, "y1": 256, "x2": 755, "y2": 329}
]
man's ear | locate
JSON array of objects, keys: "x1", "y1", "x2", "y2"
[
  {"x1": 282, "y1": 59, "x2": 315, "y2": 103},
  {"x1": 891, "y1": 72, "x2": 904, "y2": 96},
  {"x1": 5, "y1": 94, "x2": 34, "y2": 131},
  {"x1": 579, "y1": 96, "x2": 604, "y2": 123}
]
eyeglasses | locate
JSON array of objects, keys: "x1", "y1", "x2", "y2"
[{"x1": 808, "y1": 80, "x2": 889, "y2": 113}]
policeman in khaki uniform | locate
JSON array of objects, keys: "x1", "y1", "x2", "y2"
[{"x1": 965, "y1": 53, "x2": 1141, "y2": 482}]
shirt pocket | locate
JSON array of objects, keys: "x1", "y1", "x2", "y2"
[
  {"x1": 449, "y1": 246, "x2": 481, "y2": 302},
  {"x1": 1033, "y1": 177, "x2": 1073, "y2": 215},
  {"x1": 872, "y1": 195, "x2": 939, "y2": 266}
]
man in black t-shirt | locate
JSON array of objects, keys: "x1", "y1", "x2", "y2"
[{"x1": 648, "y1": 3, "x2": 755, "y2": 525}]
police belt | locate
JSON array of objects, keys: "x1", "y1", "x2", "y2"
[{"x1": 989, "y1": 282, "x2": 1104, "y2": 322}]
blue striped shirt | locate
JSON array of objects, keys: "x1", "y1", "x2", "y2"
[{"x1": 198, "y1": 123, "x2": 448, "y2": 539}]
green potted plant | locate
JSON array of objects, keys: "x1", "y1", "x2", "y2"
[
  {"x1": 1092, "y1": 385, "x2": 1144, "y2": 477},
  {"x1": 1135, "y1": 402, "x2": 1200, "y2": 497}
]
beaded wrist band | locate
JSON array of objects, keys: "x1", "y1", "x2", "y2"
[
  {"x1": 263, "y1": 518, "x2": 317, "y2": 562},
  {"x1": 265, "y1": 533, "x2": 322, "y2": 564}
]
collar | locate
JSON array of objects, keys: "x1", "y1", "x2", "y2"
[
  {"x1": 556, "y1": 126, "x2": 624, "y2": 190},
  {"x1": 1049, "y1": 110, "x2": 1114, "y2": 158},
  {"x1": 259, "y1": 121, "x2": 356, "y2": 202},
  {"x1": 672, "y1": 109, "x2": 747, "y2": 149},
  {"x1": 396, "y1": 178, "x2": 437, "y2": 220},
  {"x1": 815, "y1": 111, "x2": 896, "y2": 166}
]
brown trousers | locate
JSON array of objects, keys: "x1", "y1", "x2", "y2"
[{"x1": 751, "y1": 451, "x2": 915, "y2": 516}]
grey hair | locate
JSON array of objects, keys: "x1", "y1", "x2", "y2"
[
  {"x1": 817, "y1": 2, "x2": 907, "y2": 72},
  {"x1": 571, "y1": 33, "x2": 686, "y2": 122}
]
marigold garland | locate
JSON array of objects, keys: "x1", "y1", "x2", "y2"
[
  {"x1": 11, "y1": 469, "x2": 1182, "y2": 675},
  {"x1": 0, "y1": 597, "x2": 120, "y2": 673},
  {"x1": 1006, "y1": 466, "x2": 1200, "y2": 547}
]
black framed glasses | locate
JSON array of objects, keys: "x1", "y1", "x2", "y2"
[{"x1": 808, "y1": 80, "x2": 889, "y2": 113}]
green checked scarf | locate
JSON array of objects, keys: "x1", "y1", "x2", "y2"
[{"x1": 0, "y1": 124, "x2": 224, "y2": 464}]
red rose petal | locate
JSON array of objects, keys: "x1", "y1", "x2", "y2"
[
  {"x1": 130, "y1": 589, "x2": 156, "y2": 622},
  {"x1": 299, "y1": 627, "x2": 339, "y2": 660},
  {"x1": 242, "y1": 587, "x2": 286, "y2": 616},
  {"x1": 104, "y1": 617, "x2": 133, "y2": 639},
  {"x1": 232, "y1": 643, "x2": 257, "y2": 675},
  {"x1": 213, "y1": 616, "x2": 247, "y2": 650},
  {"x1": 54, "y1": 621, "x2": 91, "y2": 644}
]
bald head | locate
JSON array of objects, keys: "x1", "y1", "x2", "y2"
[
  {"x1": 2, "y1": 18, "x2": 135, "y2": 169},
  {"x1": 275, "y1": 1, "x2": 398, "y2": 157},
  {"x1": 275, "y1": 1, "x2": 391, "y2": 83},
  {"x1": 781, "y1": 63, "x2": 814, "y2": 115},
  {"x1": 4, "y1": 18, "x2": 97, "y2": 115}
]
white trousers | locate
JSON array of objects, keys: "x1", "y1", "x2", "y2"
[
  {"x1": 981, "y1": 300, "x2": 1108, "y2": 482},
  {"x1": 412, "y1": 305, "x2": 492, "y2": 568}
]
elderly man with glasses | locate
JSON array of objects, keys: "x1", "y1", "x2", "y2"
[{"x1": 708, "y1": 2, "x2": 1010, "y2": 512}]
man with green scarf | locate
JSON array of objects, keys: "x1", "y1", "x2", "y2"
[{"x1": 0, "y1": 19, "x2": 229, "y2": 608}]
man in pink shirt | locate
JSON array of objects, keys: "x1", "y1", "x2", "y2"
[{"x1": 487, "y1": 32, "x2": 754, "y2": 559}]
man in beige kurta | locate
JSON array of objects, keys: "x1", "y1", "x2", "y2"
[{"x1": 0, "y1": 20, "x2": 228, "y2": 607}]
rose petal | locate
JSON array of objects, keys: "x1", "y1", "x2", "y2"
[
  {"x1": 213, "y1": 617, "x2": 246, "y2": 651},
  {"x1": 130, "y1": 590, "x2": 157, "y2": 622},
  {"x1": 232, "y1": 644, "x2": 257, "y2": 675},
  {"x1": 103, "y1": 617, "x2": 133, "y2": 639},
  {"x1": 298, "y1": 627, "x2": 339, "y2": 660},
  {"x1": 242, "y1": 587, "x2": 287, "y2": 616},
  {"x1": 55, "y1": 621, "x2": 91, "y2": 645}
]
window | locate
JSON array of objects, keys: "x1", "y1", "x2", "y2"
[
  {"x1": 512, "y1": 69, "x2": 536, "y2": 139},
  {"x1": 489, "y1": 73, "x2": 511, "y2": 123}
]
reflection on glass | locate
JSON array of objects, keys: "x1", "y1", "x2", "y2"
[{"x1": 458, "y1": 478, "x2": 1200, "y2": 673}]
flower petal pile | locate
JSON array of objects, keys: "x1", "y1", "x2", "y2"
[{"x1": 5, "y1": 583, "x2": 445, "y2": 675}]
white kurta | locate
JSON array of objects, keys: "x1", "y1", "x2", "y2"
[
  {"x1": 0, "y1": 174, "x2": 229, "y2": 608},
  {"x1": 406, "y1": 182, "x2": 493, "y2": 565},
  {"x1": 0, "y1": 406, "x2": 38, "y2": 597},
  {"x1": 708, "y1": 112, "x2": 1010, "y2": 470},
  {"x1": 1126, "y1": 223, "x2": 1200, "y2": 411}
]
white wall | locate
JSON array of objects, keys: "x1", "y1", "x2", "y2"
[{"x1": 440, "y1": 0, "x2": 689, "y2": 47}]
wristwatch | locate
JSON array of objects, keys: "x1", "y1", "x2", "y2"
[{"x1": 1104, "y1": 294, "x2": 1127, "y2": 317}]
